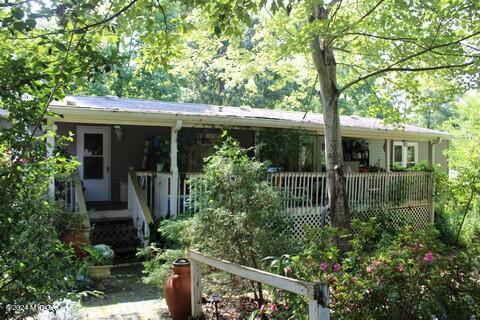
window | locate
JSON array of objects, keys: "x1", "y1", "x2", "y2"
[{"x1": 393, "y1": 141, "x2": 418, "y2": 167}]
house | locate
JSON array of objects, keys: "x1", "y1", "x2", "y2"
[{"x1": 44, "y1": 95, "x2": 449, "y2": 253}]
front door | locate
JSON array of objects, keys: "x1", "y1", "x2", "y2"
[{"x1": 77, "y1": 126, "x2": 111, "y2": 201}]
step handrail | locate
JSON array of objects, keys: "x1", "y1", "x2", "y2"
[
  {"x1": 69, "y1": 172, "x2": 90, "y2": 241},
  {"x1": 128, "y1": 168, "x2": 153, "y2": 246}
]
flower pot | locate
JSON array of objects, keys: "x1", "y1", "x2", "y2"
[
  {"x1": 164, "y1": 258, "x2": 192, "y2": 320},
  {"x1": 86, "y1": 265, "x2": 111, "y2": 280}
]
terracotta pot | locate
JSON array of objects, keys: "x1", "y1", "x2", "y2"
[
  {"x1": 164, "y1": 258, "x2": 192, "y2": 320},
  {"x1": 86, "y1": 265, "x2": 111, "y2": 280},
  {"x1": 61, "y1": 232, "x2": 89, "y2": 258}
]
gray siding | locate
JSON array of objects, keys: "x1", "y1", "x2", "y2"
[
  {"x1": 56, "y1": 123, "x2": 170, "y2": 202},
  {"x1": 418, "y1": 141, "x2": 429, "y2": 163},
  {"x1": 55, "y1": 123, "x2": 255, "y2": 201},
  {"x1": 435, "y1": 139, "x2": 449, "y2": 172},
  {"x1": 367, "y1": 138, "x2": 386, "y2": 169}
]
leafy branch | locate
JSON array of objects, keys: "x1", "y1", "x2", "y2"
[
  {"x1": 339, "y1": 30, "x2": 480, "y2": 93},
  {"x1": 8, "y1": 0, "x2": 139, "y2": 40}
]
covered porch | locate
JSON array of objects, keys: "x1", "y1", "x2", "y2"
[
  {"x1": 53, "y1": 120, "x2": 436, "y2": 249},
  {"x1": 47, "y1": 96, "x2": 448, "y2": 252}
]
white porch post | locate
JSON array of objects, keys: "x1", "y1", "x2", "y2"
[
  {"x1": 430, "y1": 140, "x2": 437, "y2": 167},
  {"x1": 253, "y1": 130, "x2": 260, "y2": 158},
  {"x1": 170, "y1": 120, "x2": 183, "y2": 217},
  {"x1": 386, "y1": 139, "x2": 391, "y2": 172},
  {"x1": 46, "y1": 119, "x2": 57, "y2": 201}
]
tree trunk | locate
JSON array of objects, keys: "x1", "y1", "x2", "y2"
[{"x1": 310, "y1": 4, "x2": 351, "y2": 251}]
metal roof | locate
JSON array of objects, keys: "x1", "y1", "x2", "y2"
[{"x1": 50, "y1": 95, "x2": 449, "y2": 139}]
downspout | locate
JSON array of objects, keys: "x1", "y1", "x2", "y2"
[{"x1": 170, "y1": 120, "x2": 183, "y2": 218}]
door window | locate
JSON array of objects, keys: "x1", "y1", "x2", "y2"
[{"x1": 83, "y1": 133, "x2": 104, "y2": 179}]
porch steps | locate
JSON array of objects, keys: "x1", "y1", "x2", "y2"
[{"x1": 90, "y1": 210, "x2": 140, "y2": 258}]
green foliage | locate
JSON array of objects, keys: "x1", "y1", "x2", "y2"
[
  {"x1": 54, "y1": 211, "x2": 90, "y2": 238},
  {"x1": 265, "y1": 220, "x2": 480, "y2": 319},
  {"x1": 391, "y1": 160, "x2": 434, "y2": 172},
  {"x1": 140, "y1": 246, "x2": 185, "y2": 289},
  {"x1": 436, "y1": 91, "x2": 480, "y2": 246},
  {"x1": 140, "y1": 214, "x2": 195, "y2": 290},
  {"x1": 187, "y1": 135, "x2": 298, "y2": 303},
  {"x1": 0, "y1": 1, "x2": 119, "y2": 317},
  {"x1": 190, "y1": 135, "x2": 298, "y2": 263},
  {"x1": 155, "y1": 214, "x2": 196, "y2": 249},
  {"x1": 83, "y1": 244, "x2": 114, "y2": 266}
]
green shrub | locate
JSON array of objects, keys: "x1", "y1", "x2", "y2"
[
  {"x1": 142, "y1": 136, "x2": 298, "y2": 304},
  {"x1": 140, "y1": 215, "x2": 195, "y2": 289},
  {"x1": 189, "y1": 135, "x2": 298, "y2": 304},
  {"x1": 140, "y1": 246, "x2": 186, "y2": 289},
  {"x1": 0, "y1": 138, "x2": 79, "y2": 319},
  {"x1": 264, "y1": 220, "x2": 480, "y2": 320}
]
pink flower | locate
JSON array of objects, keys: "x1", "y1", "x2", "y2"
[
  {"x1": 319, "y1": 263, "x2": 329, "y2": 272},
  {"x1": 333, "y1": 263, "x2": 341, "y2": 272},
  {"x1": 269, "y1": 304, "x2": 278, "y2": 312},
  {"x1": 259, "y1": 304, "x2": 265, "y2": 311},
  {"x1": 397, "y1": 264, "x2": 404, "y2": 272},
  {"x1": 423, "y1": 251, "x2": 435, "y2": 263},
  {"x1": 366, "y1": 265, "x2": 374, "y2": 273}
]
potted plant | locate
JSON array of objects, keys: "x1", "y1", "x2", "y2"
[
  {"x1": 56, "y1": 211, "x2": 91, "y2": 258},
  {"x1": 83, "y1": 244, "x2": 114, "y2": 280}
]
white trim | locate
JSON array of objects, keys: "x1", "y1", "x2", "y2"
[
  {"x1": 386, "y1": 139, "x2": 391, "y2": 172},
  {"x1": 169, "y1": 120, "x2": 183, "y2": 217},
  {"x1": 46, "y1": 119, "x2": 56, "y2": 201},
  {"x1": 393, "y1": 141, "x2": 418, "y2": 167},
  {"x1": 48, "y1": 106, "x2": 450, "y2": 141},
  {"x1": 76, "y1": 126, "x2": 111, "y2": 201}
]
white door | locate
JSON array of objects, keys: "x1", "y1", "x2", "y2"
[{"x1": 77, "y1": 126, "x2": 111, "y2": 202}]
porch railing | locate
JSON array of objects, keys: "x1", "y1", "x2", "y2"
[
  {"x1": 179, "y1": 171, "x2": 433, "y2": 211},
  {"x1": 134, "y1": 170, "x2": 433, "y2": 238},
  {"x1": 128, "y1": 169, "x2": 154, "y2": 246},
  {"x1": 59, "y1": 173, "x2": 90, "y2": 240},
  {"x1": 177, "y1": 171, "x2": 434, "y2": 236},
  {"x1": 136, "y1": 171, "x2": 155, "y2": 213}
]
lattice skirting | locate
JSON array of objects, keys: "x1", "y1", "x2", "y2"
[{"x1": 289, "y1": 205, "x2": 432, "y2": 239}]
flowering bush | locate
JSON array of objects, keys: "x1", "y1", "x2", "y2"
[{"x1": 264, "y1": 218, "x2": 480, "y2": 319}]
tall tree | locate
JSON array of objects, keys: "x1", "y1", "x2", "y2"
[{"x1": 167, "y1": 0, "x2": 479, "y2": 247}]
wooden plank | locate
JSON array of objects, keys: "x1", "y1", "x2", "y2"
[
  {"x1": 308, "y1": 300, "x2": 330, "y2": 320},
  {"x1": 74, "y1": 174, "x2": 88, "y2": 214},
  {"x1": 190, "y1": 259, "x2": 203, "y2": 318},
  {"x1": 308, "y1": 282, "x2": 329, "y2": 320},
  {"x1": 188, "y1": 250, "x2": 317, "y2": 299}
]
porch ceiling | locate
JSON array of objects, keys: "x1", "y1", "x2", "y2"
[{"x1": 49, "y1": 96, "x2": 450, "y2": 141}]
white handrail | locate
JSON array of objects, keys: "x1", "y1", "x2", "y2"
[
  {"x1": 179, "y1": 171, "x2": 434, "y2": 218},
  {"x1": 60, "y1": 173, "x2": 90, "y2": 241},
  {"x1": 189, "y1": 250, "x2": 329, "y2": 319},
  {"x1": 73, "y1": 174, "x2": 90, "y2": 241},
  {"x1": 135, "y1": 171, "x2": 155, "y2": 213},
  {"x1": 128, "y1": 169, "x2": 153, "y2": 247}
]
